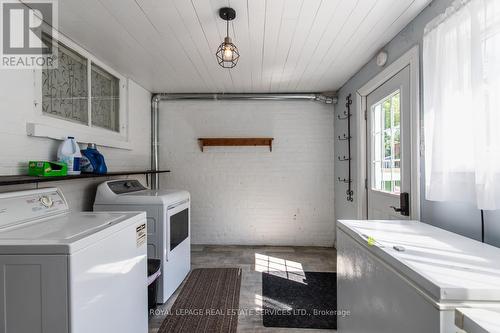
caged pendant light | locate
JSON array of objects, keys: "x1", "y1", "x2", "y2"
[{"x1": 216, "y1": 7, "x2": 240, "y2": 69}]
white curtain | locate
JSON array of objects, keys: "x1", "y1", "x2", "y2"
[{"x1": 423, "y1": 0, "x2": 500, "y2": 210}]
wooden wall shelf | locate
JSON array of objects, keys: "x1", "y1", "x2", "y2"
[
  {"x1": 198, "y1": 138, "x2": 274, "y2": 152},
  {"x1": 0, "y1": 170, "x2": 170, "y2": 186}
]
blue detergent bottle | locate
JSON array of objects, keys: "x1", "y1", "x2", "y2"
[{"x1": 80, "y1": 143, "x2": 107, "y2": 174}]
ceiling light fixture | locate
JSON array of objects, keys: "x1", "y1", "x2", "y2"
[{"x1": 216, "y1": 7, "x2": 239, "y2": 69}]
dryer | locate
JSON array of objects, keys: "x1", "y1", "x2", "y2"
[
  {"x1": 0, "y1": 187, "x2": 148, "y2": 333},
  {"x1": 94, "y1": 179, "x2": 190, "y2": 304}
]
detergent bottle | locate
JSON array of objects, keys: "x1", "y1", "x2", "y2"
[
  {"x1": 57, "y1": 136, "x2": 82, "y2": 175},
  {"x1": 80, "y1": 143, "x2": 107, "y2": 174}
]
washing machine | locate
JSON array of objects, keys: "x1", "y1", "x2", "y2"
[
  {"x1": 0, "y1": 187, "x2": 148, "y2": 333},
  {"x1": 93, "y1": 179, "x2": 190, "y2": 304}
]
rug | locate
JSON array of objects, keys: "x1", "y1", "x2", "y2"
[
  {"x1": 158, "y1": 268, "x2": 242, "y2": 333},
  {"x1": 262, "y1": 271, "x2": 337, "y2": 329}
]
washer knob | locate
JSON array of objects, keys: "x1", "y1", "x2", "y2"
[{"x1": 40, "y1": 196, "x2": 53, "y2": 208}]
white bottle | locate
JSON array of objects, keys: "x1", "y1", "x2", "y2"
[{"x1": 57, "y1": 136, "x2": 82, "y2": 175}]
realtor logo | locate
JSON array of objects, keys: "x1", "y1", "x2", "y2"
[{"x1": 1, "y1": 0, "x2": 58, "y2": 69}]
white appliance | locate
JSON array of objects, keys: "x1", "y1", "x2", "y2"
[
  {"x1": 93, "y1": 179, "x2": 190, "y2": 303},
  {"x1": 455, "y1": 308, "x2": 500, "y2": 333},
  {"x1": 0, "y1": 188, "x2": 148, "y2": 333},
  {"x1": 337, "y1": 219, "x2": 500, "y2": 333}
]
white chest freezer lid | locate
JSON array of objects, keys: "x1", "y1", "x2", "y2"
[
  {"x1": 456, "y1": 308, "x2": 500, "y2": 333},
  {"x1": 94, "y1": 180, "x2": 190, "y2": 206},
  {"x1": 338, "y1": 219, "x2": 500, "y2": 303},
  {"x1": 0, "y1": 188, "x2": 146, "y2": 254}
]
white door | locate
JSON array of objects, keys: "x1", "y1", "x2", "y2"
[{"x1": 367, "y1": 66, "x2": 411, "y2": 219}]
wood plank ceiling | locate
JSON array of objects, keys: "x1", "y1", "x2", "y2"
[{"x1": 57, "y1": 0, "x2": 432, "y2": 93}]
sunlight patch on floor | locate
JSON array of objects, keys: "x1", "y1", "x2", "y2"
[{"x1": 255, "y1": 253, "x2": 307, "y2": 284}]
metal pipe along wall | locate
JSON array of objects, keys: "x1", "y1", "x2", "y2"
[{"x1": 150, "y1": 93, "x2": 337, "y2": 189}]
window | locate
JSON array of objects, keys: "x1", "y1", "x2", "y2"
[
  {"x1": 31, "y1": 33, "x2": 128, "y2": 149},
  {"x1": 423, "y1": 0, "x2": 500, "y2": 210},
  {"x1": 40, "y1": 35, "x2": 122, "y2": 133},
  {"x1": 371, "y1": 90, "x2": 401, "y2": 194},
  {"x1": 42, "y1": 39, "x2": 88, "y2": 125},
  {"x1": 91, "y1": 63, "x2": 120, "y2": 132}
]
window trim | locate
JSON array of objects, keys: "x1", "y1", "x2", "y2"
[{"x1": 29, "y1": 33, "x2": 131, "y2": 150}]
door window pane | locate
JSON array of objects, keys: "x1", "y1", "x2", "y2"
[
  {"x1": 42, "y1": 38, "x2": 88, "y2": 125},
  {"x1": 371, "y1": 90, "x2": 401, "y2": 194},
  {"x1": 91, "y1": 63, "x2": 120, "y2": 132}
]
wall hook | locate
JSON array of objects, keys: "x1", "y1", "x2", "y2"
[
  {"x1": 337, "y1": 177, "x2": 352, "y2": 183},
  {"x1": 338, "y1": 94, "x2": 354, "y2": 202}
]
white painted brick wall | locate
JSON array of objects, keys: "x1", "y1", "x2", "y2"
[
  {"x1": 0, "y1": 70, "x2": 151, "y2": 211},
  {"x1": 159, "y1": 100, "x2": 335, "y2": 246}
]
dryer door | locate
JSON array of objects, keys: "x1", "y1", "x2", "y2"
[{"x1": 166, "y1": 200, "x2": 190, "y2": 256}]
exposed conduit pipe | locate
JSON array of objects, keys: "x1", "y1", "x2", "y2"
[{"x1": 151, "y1": 93, "x2": 337, "y2": 189}]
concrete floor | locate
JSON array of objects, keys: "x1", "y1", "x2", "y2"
[{"x1": 149, "y1": 245, "x2": 337, "y2": 333}]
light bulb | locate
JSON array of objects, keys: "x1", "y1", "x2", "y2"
[{"x1": 222, "y1": 46, "x2": 233, "y2": 61}]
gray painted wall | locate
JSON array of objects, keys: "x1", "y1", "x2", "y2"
[{"x1": 335, "y1": 0, "x2": 500, "y2": 247}]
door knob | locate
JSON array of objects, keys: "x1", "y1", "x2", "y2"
[
  {"x1": 390, "y1": 206, "x2": 402, "y2": 212},
  {"x1": 390, "y1": 192, "x2": 410, "y2": 216}
]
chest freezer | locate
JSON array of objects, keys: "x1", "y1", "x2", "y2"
[{"x1": 337, "y1": 219, "x2": 500, "y2": 333}]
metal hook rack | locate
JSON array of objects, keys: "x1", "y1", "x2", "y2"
[
  {"x1": 337, "y1": 134, "x2": 351, "y2": 141},
  {"x1": 337, "y1": 110, "x2": 351, "y2": 120},
  {"x1": 337, "y1": 94, "x2": 354, "y2": 202}
]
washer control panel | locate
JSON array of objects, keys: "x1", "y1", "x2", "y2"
[
  {"x1": 108, "y1": 180, "x2": 146, "y2": 194},
  {"x1": 39, "y1": 195, "x2": 54, "y2": 208},
  {"x1": 0, "y1": 188, "x2": 68, "y2": 228}
]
